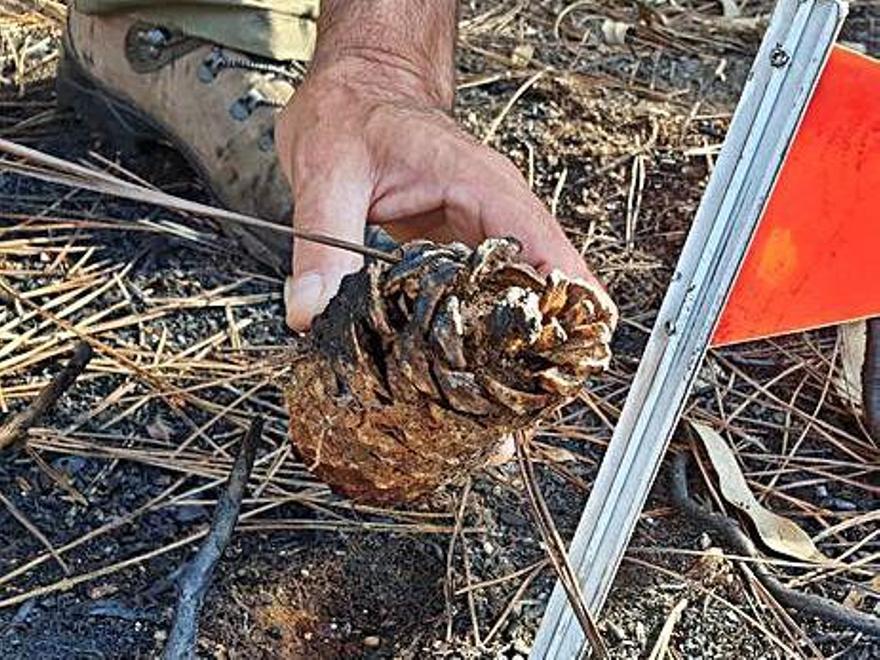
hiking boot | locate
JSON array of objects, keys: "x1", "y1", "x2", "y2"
[{"x1": 57, "y1": 8, "x2": 298, "y2": 273}]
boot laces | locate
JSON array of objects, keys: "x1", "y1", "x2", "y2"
[{"x1": 199, "y1": 47, "x2": 304, "y2": 84}]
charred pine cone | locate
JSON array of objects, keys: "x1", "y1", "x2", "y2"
[{"x1": 284, "y1": 237, "x2": 618, "y2": 504}]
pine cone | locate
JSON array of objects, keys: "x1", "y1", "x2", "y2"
[{"x1": 284, "y1": 237, "x2": 618, "y2": 504}]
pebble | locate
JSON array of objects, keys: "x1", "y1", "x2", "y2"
[{"x1": 363, "y1": 635, "x2": 381, "y2": 649}]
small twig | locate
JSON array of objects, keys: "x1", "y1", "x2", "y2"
[
  {"x1": 461, "y1": 533, "x2": 483, "y2": 647},
  {"x1": 482, "y1": 68, "x2": 548, "y2": 144},
  {"x1": 483, "y1": 559, "x2": 548, "y2": 644},
  {"x1": 646, "y1": 597, "x2": 688, "y2": 660},
  {"x1": 163, "y1": 417, "x2": 263, "y2": 660},
  {"x1": 445, "y1": 479, "x2": 471, "y2": 642},
  {"x1": 0, "y1": 491, "x2": 68, "y2": 574},
  {"x1": 671, "y1": 452, "x2": 880, "y2": 637},
  {"x1": 25, "y1": 445, "x2": 89, "y2": 506},
  {"x1": 0, "y1": 341, "x2": 92, "y2": 451},
  {"x1": 516, "y1": 433, "x2": 609, "y2": 659}
]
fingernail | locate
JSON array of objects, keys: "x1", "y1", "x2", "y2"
[{"x1": 285, "y1": 272, "x2": 325, "y2": 331}]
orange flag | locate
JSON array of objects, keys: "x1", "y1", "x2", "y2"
[{"x1": 714, "y1": 46, "x2": 880, "y2": 347}]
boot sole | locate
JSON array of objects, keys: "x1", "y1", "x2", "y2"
[{"x1": 56, "y1": 51, "x2": 291, "y2": 274}]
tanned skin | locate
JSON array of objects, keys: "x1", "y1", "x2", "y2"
[{"x1": 276, "y1": 0, "x2": 599, "y2": 330}]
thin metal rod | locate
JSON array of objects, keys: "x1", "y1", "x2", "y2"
[{"x1": 0, "y1": 138, "x2": 400, "y2": 264}]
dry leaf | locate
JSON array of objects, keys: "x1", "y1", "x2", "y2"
[
  {"x1": 834, "y1": 320, "x2": 866, "y2": 413},
  {"x1": 691, "y1": 422, "x2": 828, "y2": 563},
  {"x1": 601, "y1": 19, "x2": 631, "y2": 46}
]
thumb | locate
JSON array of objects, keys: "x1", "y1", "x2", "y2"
[{"x1": 285, "y1": 160, "x2": 371, "y2": 331}]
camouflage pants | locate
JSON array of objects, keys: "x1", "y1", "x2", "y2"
[{"x1": 74, "y1": 0, "x2": 319, "y2": 60}]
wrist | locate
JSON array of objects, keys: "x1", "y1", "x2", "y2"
[
  {"x1": 309, "y1": 50, "x2": 454, "y2": 109},
  {"x1": 309, "y1": 0, "x2": 457, "y2": 110}
]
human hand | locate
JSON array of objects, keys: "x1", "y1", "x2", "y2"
[{"x1": 276, "y1": 2, "x2": 601, "y2": 331}]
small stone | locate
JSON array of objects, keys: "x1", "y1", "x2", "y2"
[
  {"x1": 154, "y1": 630, "x2": 167, "y2": 643},
  {"x1": 363, "y1": 636, "x2": 381, "y2": 649},
  {"x1": 483, "y1": 541, "x2": 495, "y2": 555},
  {"x1": 698, "y1": 532, "x2": 712, "y2": 550},
  {"x1": 300, "y1": 568, "x2": 310, "y2": 578}
]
